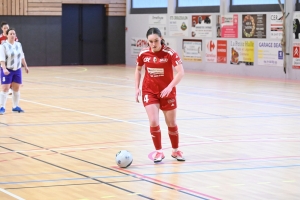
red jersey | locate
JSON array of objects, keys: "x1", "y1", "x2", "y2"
[
  {"x1": 136, "y1": 45, "x2": 182, "y2": 95},
  {"x1": 0, "y1": 34, "x2": 18, "y2": 44}
]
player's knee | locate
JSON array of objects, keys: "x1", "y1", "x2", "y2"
[
  {"x1": 149, "y1": 120, "x2": 159, "y2": 127},
  {"x1": 166, "y1": 121, "x2": 177, "y2": 127},
  {"x1": 1, "y1": 86, "x2": 10, "y2": 92}
]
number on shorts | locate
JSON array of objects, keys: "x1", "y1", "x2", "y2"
[
  {"x1": 144, "y1": 94, "x2": 149, "y2": 103},
  {"x1": 2, "y1": 77, "x2": 5, "y2": 82}
]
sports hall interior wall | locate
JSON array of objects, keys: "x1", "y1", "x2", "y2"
[
  {"x1": 0, "y1": 16, "x2": 62, "y2": 66},
  {"x1": 0, "y1": 15, "x2": 125, "y2": 66},
  {"x1": 125, "y1": 0, "x2": 300, "y2": 80}
]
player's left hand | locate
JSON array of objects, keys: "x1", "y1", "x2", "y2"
[
  {"x1": 135, "y1": 88, "x2": 141, "y2": 102},
  {"x1": 24, "y1": 66, "x2": 29, "y2": 73},
  {"x1": 160, "y1": 86, "x2": 172, "y2": 98}
]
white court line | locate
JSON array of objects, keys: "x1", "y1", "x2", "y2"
[
  {"x1": 19, "y1": 99, "x2": 219, "y2": 142},
  {"x1": 0, "y1": 188, "x2": 25, "y2": 200}
]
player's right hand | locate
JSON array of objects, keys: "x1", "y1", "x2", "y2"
[
  {"x1": 135, "y1": 88, "x2": 141, "y2": 103},
  {"x1": 3, "y1": 69, "x2": 10, "y2": 75}
]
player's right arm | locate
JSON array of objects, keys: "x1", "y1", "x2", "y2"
[
  {"x1": 135, "y1": 65, "x2": 142, "y2": 103},
  {"x1": 135, "y1": 51, "x2": 145, "y2": 103},
  {"x1": 0, "y1": 45, "x2": 9, "y2": 75}
]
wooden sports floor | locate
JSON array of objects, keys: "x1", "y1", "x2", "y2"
[{"x1": 0, "y1": 66, "x2": 299, "y2": 200}]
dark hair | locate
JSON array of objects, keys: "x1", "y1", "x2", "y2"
[
  {"x1": 146, "y1": 27, "x2": 165, "y2": 45},
  {"x1": 6, "y1": 28, "x2": 15, "y2": 35},
  {"x1": 1, "y1": 21, "x2": 8, "y2": 28}
]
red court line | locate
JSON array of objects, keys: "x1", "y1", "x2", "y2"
[{"x1": 114, "y1": 166, "x2": 222, "y2": 200}]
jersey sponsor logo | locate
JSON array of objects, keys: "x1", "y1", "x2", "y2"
[
  {"x1": 167, "y1": 99, "x2": 175, "y2": 104},
  {"x1": 144, "y1": 57, "x2": 151, "y2": 62},
  {"x1": 159, "y1": 58, "x2": 168, "y2": 63},
  {"x1": 153, "y1": 57, "x2": 157, "y2": 63},
  {"x1": 147, "y1": 68, "x2": 164, "y2": 77}
]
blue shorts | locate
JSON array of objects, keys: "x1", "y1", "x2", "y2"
[{"x1": 1, "y1": 68, "x2": 22, "y2": 84}]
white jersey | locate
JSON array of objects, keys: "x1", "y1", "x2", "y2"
[{"x1": 0, "y1": 41, "x2": 25, "y2": 70}]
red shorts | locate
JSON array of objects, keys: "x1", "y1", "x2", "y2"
[{"x1": 142, "y1": 92, "x2": 177, "y2": 110}]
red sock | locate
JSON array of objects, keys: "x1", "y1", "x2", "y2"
[
  {"x1": 150, "y1": 125, "x2": 162, "y2": 150},
  {"x1": 168, "y1": 126, "x2": 179, "y2": 149}
]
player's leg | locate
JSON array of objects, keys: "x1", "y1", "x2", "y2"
[
  {"x1": 0, "y1": 70, "x2": 12, "y2": 114},
  {"x1": 11, "y1": 69, "x2": 24, "y2": 113},
  {"x1": 162, "y1": 106, "x2": 185, "y2": 161},
  {"x1": 8, "y1": 84, "x2": 12, "y2": 95},
  {"x1": 145, "y1": 103, "x2": 165, "y2": 162},
  {"x1": 11, "y1": 82, "x2": 23, "y2": 112}
]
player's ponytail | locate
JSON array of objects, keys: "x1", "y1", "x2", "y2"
[{"x1": 146, "y1": 27, "x2": 165, "y2": 45}]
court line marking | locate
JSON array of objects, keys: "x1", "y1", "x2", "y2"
[
  {"x1": 0, "y1": 188, "x2": 25, "y2": 200},
  {"x1": 0, "y1": 136, "x2": 299, "y2": 155},
  {"x1": 142, "y1": 164, "x2": 300, "y2": 176},
  {"x1": 114, "y1": 167, "x2": 220, "y2": 200},
  {"x1": 5, "y1": 139, "x2": 212, "y2": 200},
  {"x1": 0, "y1": 146, "x2": 154, "y2": 200},
  {"x1": 17, "y1": 98, "x2": 219, "y2": 142}
]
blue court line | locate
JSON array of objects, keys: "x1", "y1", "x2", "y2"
[
  {"x1": 132, "y1": 158, "x2": 300, "y2": 170},
  {"x1": 1, "y1": 158, "x2": 300, "y2": 179},
  {"x1": 144, "y1": 164, "x2": 300, "y2": 176}
]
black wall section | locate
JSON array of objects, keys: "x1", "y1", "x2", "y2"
[
  {"x1": 62, "y1": 4, "x2": 106, "y2": 65},
  {"x1": 0, "y1": 16, "x2": 61, "y2": 66},
  {"x1": 0, "y1": 14, "x2": 125, "y2": 66},
  {"x1": 106, "y1": 16, "x2": 125, "y2": 64}
]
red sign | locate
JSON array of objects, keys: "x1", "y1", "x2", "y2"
[{"x1": 217, "y1": 40, "x2": 227, "y2": 63}]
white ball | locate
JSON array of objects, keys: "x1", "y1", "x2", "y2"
[{"x1": 116, "y1": 150, "x2": 133, "y2": 168}]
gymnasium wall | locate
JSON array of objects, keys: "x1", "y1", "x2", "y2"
[
  {"x1": 0, "y1": 16, "x2": 62, "y2": 66},
  {"x1": 0, "y1": 0, "x2": 126, "y2": 66},
  {"x1": 125, "y1": 0, "x2": 300, "y2": 80}
]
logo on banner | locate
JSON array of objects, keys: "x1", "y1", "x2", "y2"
[
  {"x1": 294, "y1": 46, "x2": 299, "y2": 58},
  {"x1": 278, "y1": 51, "x2": 283, "y2": 60},
  {"x1": 207, "y1": 41, "x2": 215, "y2": 52}
]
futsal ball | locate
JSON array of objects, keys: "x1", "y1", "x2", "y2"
[{"x1": 116, "y1": 150, "x2": 133, "y2": 168}]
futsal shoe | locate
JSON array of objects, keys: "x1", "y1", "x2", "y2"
[
  {"x1": 12, "y1": 106, "x2": 24, "y2": 113},
  {"x1": 171, "y1": 151, "x2": 185, "y2": 161},
  {"x1": 154, "y1": 152, "x2": 165, "y2": 163},
  {"x1": 0, "y1": 107, "x2": 5, "y2": 115}
]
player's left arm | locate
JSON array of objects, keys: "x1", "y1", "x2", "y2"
[
  {"x1": 160, "y1": 63, "x2": 184, "y2": 98},
  {"x1": 20, "y1": 43, "x2": 29, "y2": 73},
  {"x1": 21, "y1": 58, "x2": 29, "y2": 73}
]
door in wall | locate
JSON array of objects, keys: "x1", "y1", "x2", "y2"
[{"x1": 62, "y1": 4, "x2": 106, "y2": 65}]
